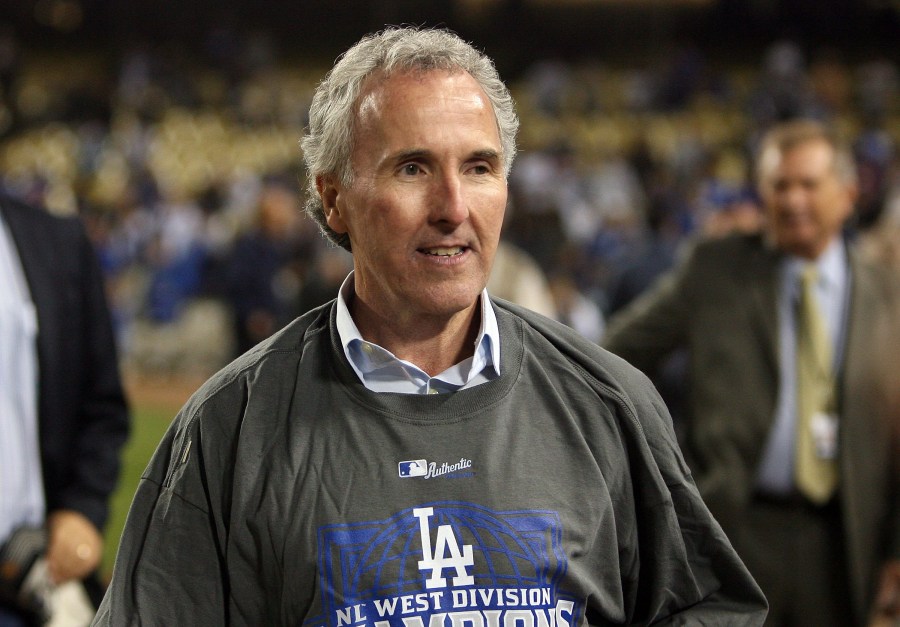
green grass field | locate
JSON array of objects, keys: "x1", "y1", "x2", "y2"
[{"x1": 101, "y1": 403, "x2": 179, "y2": 579}]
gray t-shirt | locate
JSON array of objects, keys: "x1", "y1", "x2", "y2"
[{"x1": 94, "y1": 300, "x2": 766, "y2": 626}]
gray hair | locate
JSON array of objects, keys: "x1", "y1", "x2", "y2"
[
  {"x1": 756, "y1": 118, "x2": 858, "y2": 188},
  {"x1": 300, "y1": 26, "x2": 519, "y2": 250}
]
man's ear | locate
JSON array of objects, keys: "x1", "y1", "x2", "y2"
[{"x1": 316, "y1": 174, "x2": 348, "y2": 234}]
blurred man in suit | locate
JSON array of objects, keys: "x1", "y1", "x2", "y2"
[
  {"x1": 0, "y1": 193, "x2": 129, "y2": 625},
  {"x1": 605, "y1": 119, "x2": 900, "y2": 626}
]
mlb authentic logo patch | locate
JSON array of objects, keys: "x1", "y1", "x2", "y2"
[{"x1": 398, "y1": 460, "x2": 428, "y2": 477}]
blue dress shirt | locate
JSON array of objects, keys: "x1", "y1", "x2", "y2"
[{"x1": 0, "y1": 214, "x2": 43, "y2": 543}]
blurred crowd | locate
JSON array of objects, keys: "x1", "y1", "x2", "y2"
[{"x1": 1, "y1": 25, "x2": 899, "y2": 377}]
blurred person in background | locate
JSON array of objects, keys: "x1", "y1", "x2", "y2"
[
  {"x1": 605, "y1": 199, "x2": 682, "y2": 316},
  {"x1": 547, "y1": 272, "x2": 604, "y2": 343},
  {"x1": 94, "y1": 26, "x2": 766, "y2": 625},
  {"x1": 222, "y1": 178, "x2": 310, "y2": 356},
  {"x1": 486, "y1": 238, "x2": 558, "y2": 320},
  {"x1": 0, "y1": 193, "x2": 129, "y2": 625},
  {"x1": 295, "y1": 245, "x2": 353, "y2": 316},
  {"x1": 143, "y1": 195, "x2": 208, "y2": 326},
  {"x1": 604, "y1": 118, "x2": 900, "y2": 626}
]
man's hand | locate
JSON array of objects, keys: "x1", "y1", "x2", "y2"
[
  {"x1": 46, "y1": 510, "x2": 103, "y2": 584},
  {"x1": 870, "y1": 559, "x2": 900, "y2": 626}
]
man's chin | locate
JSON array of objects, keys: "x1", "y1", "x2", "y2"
[
  {"x1": 779, "y1": 239, "x2": 822, "y2": 260},
  {"x1": 771, "y1": 227, "x2": 818, "y2": 256},
  {"x1": 415, "y1": 285, "x2": 485, "y2": 318}
]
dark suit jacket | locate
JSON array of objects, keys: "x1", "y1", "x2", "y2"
[
  {"x1": 1, "y1": 194, "x2": 129, "y2": 534},
  {"x1": 603, "y1": 232, "x2": 900, "y2": 623}
]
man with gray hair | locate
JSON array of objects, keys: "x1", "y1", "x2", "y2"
[
  {"x1": 605, "y1": 118, "x2": 900, "y2": 625},
  {"x1": 95, "y1": 27, "x2": 766, "y2": 625}
]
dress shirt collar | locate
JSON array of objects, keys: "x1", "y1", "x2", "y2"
[
  {"x1": 783, "y1": 237, "x2": 847, "y2": 296},
  {"x1": 335, "y1": 271, "x2": 501, "y2": 394},
  {"x1": 780, "y1": 235, "x2": 850, "y2": 364}
]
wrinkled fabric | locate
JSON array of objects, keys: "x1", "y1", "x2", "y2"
[{"x1": 95, "y1": 300, "x2": 766, "y2": 626}]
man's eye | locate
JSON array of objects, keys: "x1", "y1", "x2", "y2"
[{"x1": 401, "y1": 164, "x2": 421, "y2": 176}]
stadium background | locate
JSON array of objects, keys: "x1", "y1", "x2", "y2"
[{"x1": 1, "y1": 0, "x2": 899, "y2": 579}]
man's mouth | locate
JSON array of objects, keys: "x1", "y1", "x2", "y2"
[{"x1": 420, "y1": 246, "x2": 465, "y2": 257}]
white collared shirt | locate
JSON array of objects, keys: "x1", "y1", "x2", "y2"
[
  {"x1": 0, "y1": 213, "x2": 43, "y2": 543},
  {"x1": 335, "y1": 272, "x2": 501, "y2": 394}
]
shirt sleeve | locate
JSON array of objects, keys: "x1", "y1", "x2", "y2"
[
  {"x1": 614, "y1": 368, "x2": 769, "y2": 625},
  {"x1": 92, "y1": 408, "x2": 228, "y2": 625},
  {"x1": 46, "y1": 215, "x2": 130, "y2": 532}
]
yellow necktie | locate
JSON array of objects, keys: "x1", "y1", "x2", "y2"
[{"x1": 795, "y1": 264, "x2": 838, "y2": 503}]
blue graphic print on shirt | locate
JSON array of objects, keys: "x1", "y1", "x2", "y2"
[{"x1": 308, "y1": 502, "x2": 581, "y2": 627}]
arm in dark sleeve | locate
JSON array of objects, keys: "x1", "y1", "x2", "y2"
[
  {"x1": 49, "y1": 217, "x2": 130, "y2": 532},
  {"x1": 612, "y1": 365, "x2": 768, "y2": 625},
  {"x1": 93, "y1": 406, "x2": 228, "y2": 625}
]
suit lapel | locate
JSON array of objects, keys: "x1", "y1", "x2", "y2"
[
  {"x1": 744, "y1": 241, "x2": 781, "y2": 380},
  {"x1": 839, "y1": 248, "x2": 873, "y2": 392}
]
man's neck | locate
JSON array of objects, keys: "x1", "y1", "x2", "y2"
[
  {"x1": 350, "y1": 295, "x2": 482, "y2": 377},
  {"x1": 786, "y1": 236, "x2": 845, "y2": 267}
]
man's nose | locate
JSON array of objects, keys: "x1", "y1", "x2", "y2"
[
  {"x1": 430, "y1": 172, "x2": 469, "y2": 225},
  {"x1": 779, "y1": 184, "x2": 808, "y2": 209}
]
